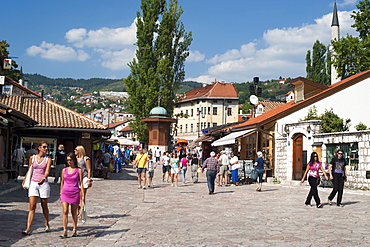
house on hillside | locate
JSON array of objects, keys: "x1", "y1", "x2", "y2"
[
  {"x1": 119, "y1": 125, "x2": 136, "y2": 140},
  {"x1": 0, "y1": 76, "x2": 110, "y2": 181},
  {"x1": 84, "y1": 109, "x2": 116, "y2": 126},
  {"x1": 105, "y1": 120, "x2": 131, "y2": 138},
  {"x1": 254, "y1": 101, "x2": 285, "y2": 118},
  {"x1": 173, "y1": 81, "x2": 239, "y2": 143}
]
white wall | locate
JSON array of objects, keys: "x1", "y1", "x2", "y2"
[{"x1": 277, "y1": 77, "x2": 370, "y2": 133}]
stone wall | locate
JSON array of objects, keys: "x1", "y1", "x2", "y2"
[
  {"x1": 314, "y1": 131, "x2": 370, "y2": 190},
  {"x1": 275, "y1": 137, "x2": 288, "y2": 182}
]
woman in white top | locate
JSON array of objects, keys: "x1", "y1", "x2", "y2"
[
  {"x1": 21, "y1": 141, "x2": 52, "y2": 235},
  {"x1": 74, "y1": 145, "x2": 92, "y2": 223}
]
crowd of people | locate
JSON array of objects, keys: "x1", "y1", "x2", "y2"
[{"x1": 18, "y1": 143, "x2": 347, "y2": 237}]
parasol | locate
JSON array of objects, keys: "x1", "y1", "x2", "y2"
[{"x1": 176, "y1": 138, "x2": 188, "y2": 145}]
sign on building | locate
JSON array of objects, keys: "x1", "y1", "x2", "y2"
[{"x1": 3, "y1": 59, "x2": 12, "y2": 70}]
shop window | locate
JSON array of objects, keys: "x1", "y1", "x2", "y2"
[{"x1": 326, "y1": 143, "x2": 359, "y2": 169}]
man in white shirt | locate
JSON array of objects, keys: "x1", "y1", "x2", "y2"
[
  {"x1": 12, "y1": 144, "x2": 25, "y2": 180},
  {"x1": 155, "y1": 147, "x2": 161, "y2": 163},
  {"x1": 161, "y1": 152, "x2": 171, "y2": 182},
  {"x1": 229, "y1": 152, "x2": 239, "y2": 186},
  {"x1": 218, "y1": 150, "x2": 230, "y2": 186}
]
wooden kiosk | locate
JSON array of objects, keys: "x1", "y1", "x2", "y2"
[{"x1": 141, "y1": 106, "x2": 175, "y2": 154}]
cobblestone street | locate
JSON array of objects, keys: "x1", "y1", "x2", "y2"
[{"x1": 1, "y1": 167, "x2": 370, "y2": 246}]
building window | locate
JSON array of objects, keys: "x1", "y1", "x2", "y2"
[
  {"x1": 185, "y1": 124, "x2": 188, "y2": 133},
  {"x1": 207, "y1": 122, "x2": 210, "y2": 128},
  {"x1": 191, "y1": 109, "x2": 193, "y2": 117},
  {"x1": 180, "y1": 125, "x2": 182, "y2": 133},
  {"x1": 227, "y1": 108, "x2": 232, "y2": 116},
  {"x1": 213, "y1": 123, "x2": 217, "y2": 127},
  {"x1": 191, "y1": 124, "x2": 193, "y2": 132},
  {"x1": 185, "y1": 109, "x2": 188, "y2": 116},
  {"x1": 213, "y1": 107, "x2": 217, "y2": 115},
  {"x1": 208, "y1": 107, "x2": 211, "y2": 115}
]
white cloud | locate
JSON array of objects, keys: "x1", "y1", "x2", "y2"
[
  {"x1": 65, "y1": 20, "x2": 137, "y2": 49},
  {"x1": 193, "y1": 10, "x2": 357, "y2": 83},
  {"x1": 97, "y1": 48, "x2": 135, "y2": 70},
  {"x1": 207, "y1": 43, "x2": 257, "y2": 64},
  {"x1": 26, "y1": 41, "x2": 90, "y2": 62},
  {"x1": 187, "y1": 50, "x2": 205, "y2": 62},
  {"x1": 185, "y1": 75, "x2": 219, "y2": 84}
]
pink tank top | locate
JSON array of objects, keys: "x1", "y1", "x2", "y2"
[{"x1": 31, "y1": 155, "x2": 49, "y2": 182}]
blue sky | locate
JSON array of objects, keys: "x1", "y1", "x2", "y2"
[{"x1": 2, "y1": 0, "x2": 359, "y2": 83}]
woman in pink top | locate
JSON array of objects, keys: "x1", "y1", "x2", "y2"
[
  {"x1": 21, "y1": 141, "x2": 52, "y2": 235},
  {"x1": 60, "y1": 153, "x2": 82, "y2": 238},
  {"x1": 180, "y1": 155, "x2": 188, "y2": 184},
  {"x1": 301, "y1": 152, "x2": 328, "y2": 208}
]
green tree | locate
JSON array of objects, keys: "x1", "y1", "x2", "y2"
[
  {"x1": 241, "y1": 100, "x2": 252, "y2": 114},
  {"x1": 0, "y1": 40, "x2": 21, "y2": 81},
  {"x1": 125, "y1": 0, "x2": 192, "y2": 144},
  {"x1": 320, "y1": 109, "x2": 351, "y2": 133},
  {"x1": 306, "y1": 40, "x2": 330, "y2": 85},
  {"x1": 355, "y1": 122, "x2": 368, "y2": 130},
  {"x1": 305, "y1": 107, "x2": 350, "y2": 133},
  {"x1": 303, "y1": 106, "x2": 320, "y2": 120},
  {"x1": 332, "y1": 0, "x2": 370, "y2": 78}
]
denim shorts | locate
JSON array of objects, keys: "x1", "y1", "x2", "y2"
[{"x1": 137, "y1": 168, "x2": 147, "y2": 174}]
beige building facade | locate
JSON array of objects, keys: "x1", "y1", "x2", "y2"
[{"x1": 174, "y1": 82, "x2": 239, "y2": 143}]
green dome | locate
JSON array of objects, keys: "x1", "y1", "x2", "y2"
[{"x1": 149, "y1": 106, "x2": 168, "y2": 117}]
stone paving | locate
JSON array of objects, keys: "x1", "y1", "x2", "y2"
[{"x1": 1, "y1": 167, "x2": 370, "y2": 246}]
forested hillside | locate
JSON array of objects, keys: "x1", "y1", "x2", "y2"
[{"x1": 23, "y1": 73, "x2": 293, "y2": 114}]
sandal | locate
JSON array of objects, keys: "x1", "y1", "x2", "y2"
[
  {"x1": 45, "y1": 226, "x2": 51, "y2": 232},
  {"x1": 22, "y1": 230, "x2": 31, "y2": 235},
  {"x1": 72, "y1": 229, "x2": 78, "y2": 237},
  {"x1": 60, "y1": 229, "x2": 67, "y2": 238}
]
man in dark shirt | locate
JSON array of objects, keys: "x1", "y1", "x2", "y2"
[
  {"x1": 54, "y1": 144, "x2": 66, "y2": 183},
  {"x1": 328, "y1": 149, "x2": 347, "y2": 207},
  {"x1": 202, "y1": 151, "x2": 220, "y2": 195}
]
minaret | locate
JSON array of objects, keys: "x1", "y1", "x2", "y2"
[{"x1": 331, "y1": 1, "x2": 340, "y2": 85}]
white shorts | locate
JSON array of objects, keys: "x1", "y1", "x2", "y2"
[
  {"x1": 171, "y1": 167, "x2": 179, "y2": 174},
  {"x1": 82, "y1": 177, "x2": 89, "y2": 189},
  {"x1": 28, "y1": 181, "x2": 50, "y2": 198}
]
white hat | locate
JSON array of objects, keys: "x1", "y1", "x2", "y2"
[
  {"x1": 257, "y1": 151, "x2": 263, "y2": 157},
  {"x1": 210, "y1": 151, "x2": 216, "y2": 157}
]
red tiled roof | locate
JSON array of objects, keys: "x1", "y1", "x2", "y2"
[
  {"x1": 120, "y1": 125, "x2": 133, "y2": 132},
  {"x1": 105, "y1": 120, "x2": 129, "y2": 128},
  {"x1": 179, "y1": 82, "x2": 238, "y2": 102},
  {"x1": 232, "y1": 70, "x2": 370, "y2": 130},
  {"x1": 0, "y1": 95, "x2": 107, "y2": 130},
  {"x1": 256, "y1": 101, "x2": 285, "y2": 112}
]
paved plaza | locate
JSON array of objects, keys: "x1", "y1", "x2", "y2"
[{"x1": 1, "y1": 166, "x2": 370, "y2": 246}]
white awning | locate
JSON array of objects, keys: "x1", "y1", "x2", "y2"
[{"x1": 211, "y1": 129, "x2": 254, "y2": 146}]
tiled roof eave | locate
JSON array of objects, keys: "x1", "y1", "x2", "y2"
[
  {"x1": 28, "y1": 126, "x2": 111, "y2": 134},
  {"x1": 178, "y1": 96, "x2": 239, "y2": 104}
]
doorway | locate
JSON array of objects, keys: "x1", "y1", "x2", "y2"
[{"x1": 292, "y1": 134, "x2": 304, "y2": 180}]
